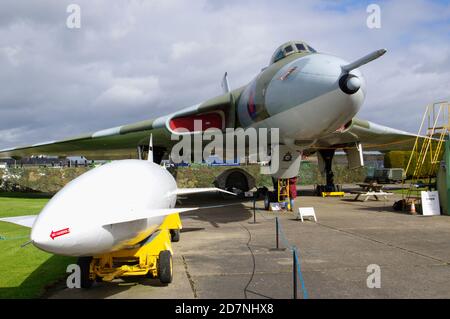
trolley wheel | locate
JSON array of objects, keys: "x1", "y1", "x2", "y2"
[
  {"x1": 158, "y1": 250, "x2": 173, "y2": 284},
  {"x1": 170, "y1": 229, "x2": 180, "y2": 242},
  {"x1": 77, "y1": 256, "x2": 94, "y2": 289}
]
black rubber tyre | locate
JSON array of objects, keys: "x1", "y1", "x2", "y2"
[
  {"x1": 170, "y1": 229, "x2": 180, "y2": 242},
  {"x1": 77, "y1": 256, "x2": 94, "y2": 289},
  {"x1": 158, "y1": 250, "x2": 173, "y2": 284}
]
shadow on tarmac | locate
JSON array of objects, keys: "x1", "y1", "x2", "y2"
[{"x1": 178, "y1": 192, "x2": 253, "y2": 227}]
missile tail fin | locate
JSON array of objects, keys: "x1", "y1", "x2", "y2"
[
  {"x1": 0, "y1": 215, "x2": 37, "y2": 228},
  {"x1": 174, "y1": 187, "x2": 236, "y2": 196}
]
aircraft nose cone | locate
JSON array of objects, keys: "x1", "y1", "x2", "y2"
[{"x1": 263, "y1": 53, "x2": 366, "y2": 138}]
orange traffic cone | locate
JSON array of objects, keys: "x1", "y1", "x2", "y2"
[{"x1": 410, "y1": 200, "x2": 417, "y2": 215}]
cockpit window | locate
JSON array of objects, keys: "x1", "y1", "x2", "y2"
[
  {"x1": 295, "y1": 43, "x2": 306, "y2": 51},
  {"x1": 270, "y1": 41, "x2": 317, "y2": 65},
  {"x1": 272, "y1": 49, "x2": 285, "y2": 63},
  {"x1": 307, "y1": 45, "x2": 317, "y2": 53},
  {"x1": 284, "y1": 45, "x2": 294, "y2": 54}
]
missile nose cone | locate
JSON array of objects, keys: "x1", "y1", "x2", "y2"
[
  {"x1": 30, "y1": 220, "x2": 63, "y2": 254},
  {"x1": 30, "y1": 230, "x2": 51, "y2": 251},
  {"x1": 339, "y1": 74, "x2": 361, "y2": 95}
]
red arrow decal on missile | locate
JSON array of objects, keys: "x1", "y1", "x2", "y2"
[{"x1": 50, "y1": 228, "x2": 70, "y2": 240}]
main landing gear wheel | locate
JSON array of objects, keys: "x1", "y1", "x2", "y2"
[
  {"x1": 77, "y1": 256, "x2": 94, "y2": 289},
  {"x1": 170, "y1": 229, "x2": 180, "y2": 242},
  {"x1": 158, "y1": 250, "x2": 173, "y2": 284},
  {"x1": 263, "y1": 190, "x2": 276, "y2": 211}
]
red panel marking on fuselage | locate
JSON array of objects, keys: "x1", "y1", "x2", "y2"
[{"x1": 279, "y1": 66, "x2": 298, "y2": 81}]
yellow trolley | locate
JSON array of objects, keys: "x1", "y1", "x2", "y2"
[{"x1": 78, "y1": 213, "x2": 182, "y2": 288}]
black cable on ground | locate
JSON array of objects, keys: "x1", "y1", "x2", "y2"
[{"x1": 241, "y1": 224, "x2": 257, "y2": 299}]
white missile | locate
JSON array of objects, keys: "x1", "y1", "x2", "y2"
[{"x1": 0, "y1": 160, "x2": 233, "y2": 257}]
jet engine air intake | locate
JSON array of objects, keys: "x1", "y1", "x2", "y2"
[
  {"x1": 339, "y1": 74, "x2": 361, "y2": 95},
  {"x1": 169, "y1": 112, "x2": 224, "y2": 133},
  {"x1": 338, "y1": 48, "x2": 386, "y2": 95}
]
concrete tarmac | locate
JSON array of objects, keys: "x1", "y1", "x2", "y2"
[{"x1": 46, "y1": 186, "x2": 450, "y2": 299}]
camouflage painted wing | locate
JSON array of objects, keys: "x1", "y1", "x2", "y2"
[
  {"x1": 312, "y1": 118, "x2": 426, "y2": 152},
  {"x1": 0, "y1": 91, "x2": 236, "y2": 159},
  {"x1": 0, "y1": 117, "x2": 162, "y2": 160}
]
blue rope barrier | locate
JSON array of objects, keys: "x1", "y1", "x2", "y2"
[
  {"x1": 276, "y1": 218, "x2": 309, "y2": 299},
  {"x1": 293, "y1": 246, "x2": 309, "y2": 299},
  {"x1": 277, "y1": 219, "x2": 292, "y2": 249},
  {"x1": 0, "y1": 234, "x2": 29, "y2": 241}
]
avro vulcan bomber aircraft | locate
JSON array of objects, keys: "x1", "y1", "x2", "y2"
[
  {"x1": 0, "y1": 41, "x2": 421, "y2": 189},
  {"x1": 0, "y1": 41, "x2": 428, "y2": 285}
]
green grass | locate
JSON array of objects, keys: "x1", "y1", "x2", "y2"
[
  {"x1": 389, "y1": 187, "x2": 428, "y2": 197},
  {"x1": 0, "y1": 193, "x2": 75, "y2": 298}
]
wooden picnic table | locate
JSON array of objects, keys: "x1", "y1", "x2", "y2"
[
  {"x1": 356, "y1": 183, "x2": 384, "y2": 192},
  {"x1": 352, "y1": 183, "x2": 393, "y2": 201}
]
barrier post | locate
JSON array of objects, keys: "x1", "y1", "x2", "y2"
[
  {"x1": 275, "y1": 217, "x2": 279, "y2": 249},
  {"x1": 293, "y1": 248, "x2": 298, "y2": 299},
  {"x1": 253, "y1": 196, "x2": 256, "y2": 224}
]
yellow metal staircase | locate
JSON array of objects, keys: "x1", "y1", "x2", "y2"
[
  {"x1": 277, "y1": 179, "x2": 290, "y2": 209},
  {"x1": 403, "y1": 101, "x2": 450, "y2": 210}
]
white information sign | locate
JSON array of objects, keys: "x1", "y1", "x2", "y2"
[
  {"x1": 421, "y1": 191, "x2": 441, "y2": 216},
  {"x1": 297, "y1": 207, "x2": 317, "y2": 222}
]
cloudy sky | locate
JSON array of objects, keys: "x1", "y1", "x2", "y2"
[{"x1": 0, "y1": 0, "x2": 449, "y2": 149}]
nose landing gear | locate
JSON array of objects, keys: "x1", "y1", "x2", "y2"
[{"x1": 316, "y1": 149, "x2": 344, "y2": 197}]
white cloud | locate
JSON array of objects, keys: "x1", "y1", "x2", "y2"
[
  {"x1": 170, "y1": 41, "x2": 202, "y2": 61},
  {"x1": 0, "y1": 45, "x2": 21, "y2": 66},
  {"x1": 94, "y1": 76, "x2": 160, "y2": 109}
]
